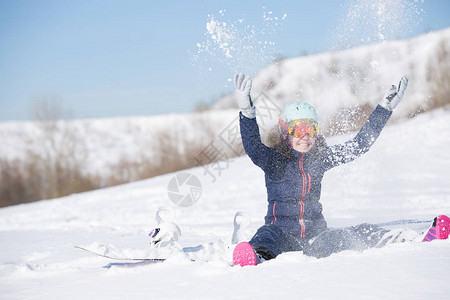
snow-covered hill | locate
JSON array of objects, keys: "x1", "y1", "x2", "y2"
[
  {"x1": 214, "y1": 28, "x2": 450, "y2": 126},
  {"x1": 1, "y1": 28, "x2": 449, "y2": 182},
  {"x1": 0, "y1": 106, "x2": 449, "y2": 299},
  {"x1": 0, "y1": 109, "x2": 239, "y2": 172}
]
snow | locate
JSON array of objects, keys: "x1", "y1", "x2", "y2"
[
  {"x1": 193, "y1": 9, "x2": 285, "y2": 77},
  {"x1": 1, "y1": 4, "x2": 450, "y2": 297},
  {"x1": 1, "y1": 106, "x2": 449, "y2": 299}
]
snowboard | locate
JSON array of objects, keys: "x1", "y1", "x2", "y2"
[{"x1": 74, "y1": 246, "x2": 166, "y2": 263}]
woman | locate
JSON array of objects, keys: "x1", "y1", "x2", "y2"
[{"x1": 232, "y1": 73, "x2": 410, "y2": 266}]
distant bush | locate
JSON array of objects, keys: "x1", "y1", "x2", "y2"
[
  {"x1": 323, "y1": 102, "x2": 373, "y2": 136},
  {"x1": 0, "y1": 159, "x2": 33, "y2": 206},
  {"x1": 426, "y1": 38, "x2": 450, "y2": 110},
  {"x1": 327, "y1": 56, "x2": 341, "y2": 76},
  {"x1": 106, "y1": 129, "x2": 195, "y2": 185},
  {"x1": 0, "y1": 100, "x2": 102, "y2": 207},
  {"x1": 0, "y1": 103, "x2": 238, "y2": 208}
]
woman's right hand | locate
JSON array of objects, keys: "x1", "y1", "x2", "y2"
[{"x1": 234, "y1": 73, "x2": 256, "y2": 118}]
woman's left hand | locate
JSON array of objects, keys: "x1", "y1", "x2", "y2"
[{"x1": 379, "y1": 76, "x2": 409, "y2": 111}]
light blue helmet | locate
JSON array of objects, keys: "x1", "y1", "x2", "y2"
[
  {"x1": 279, "y1": 102, "x2": 318, "y2": 123},
  {"x1": 278, "y1": 102, "x2": 318, "y2": 143}
]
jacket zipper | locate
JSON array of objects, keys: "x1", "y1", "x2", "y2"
[{"x1": 299, "y1": 154, "x2": 307, "y2": 238}]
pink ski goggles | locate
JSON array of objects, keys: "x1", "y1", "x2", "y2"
[{"x1": 280, "y1": 119, "x2": 319, "y2": 139}]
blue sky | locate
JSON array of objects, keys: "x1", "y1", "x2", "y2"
[{"x1": 1, "y1": 0, "x2": 449, "y2": 121}]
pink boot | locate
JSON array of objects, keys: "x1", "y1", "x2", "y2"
[
  {"x1": 233, "y1": 242, "x2": 261, "y2": 267},
  {"x1": 422, "y1": 215, "x2": 450, "y2": 242}
]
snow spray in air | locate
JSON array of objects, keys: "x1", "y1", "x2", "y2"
[
  {"x1": 190, "y1": 8, "x2": 287, "y2": 92},
  {"x1": 331, "y1": 0, "x2": 426, "y2": 50}
]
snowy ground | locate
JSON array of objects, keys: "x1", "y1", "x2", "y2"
[{"x1": 1, "y1": 107, "x2": 449, "y2": 299}]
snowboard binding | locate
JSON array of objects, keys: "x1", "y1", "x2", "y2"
[{"x1": 149, "y1": 207, "x2": 182, "y2": 248}]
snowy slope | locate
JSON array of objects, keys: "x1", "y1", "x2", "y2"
[{"x1": 0, "y1": 106, "x2": 449, "y2": 299}]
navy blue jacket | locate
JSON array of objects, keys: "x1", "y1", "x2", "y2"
[{"x1": 240, "y1": 105, "x2": 392, "y2": 239}]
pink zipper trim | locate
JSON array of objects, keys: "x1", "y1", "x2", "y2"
[{"x1": 271, "y1": 202, "x2": 277, "y2": 224}]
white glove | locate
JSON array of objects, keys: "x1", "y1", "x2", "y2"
[
  {"x1": 234, "y1": 73, "x2": 256, "y2": 118},
  {"x1": 379, "y1": 76, "x2": 409, "y2": 111}
]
